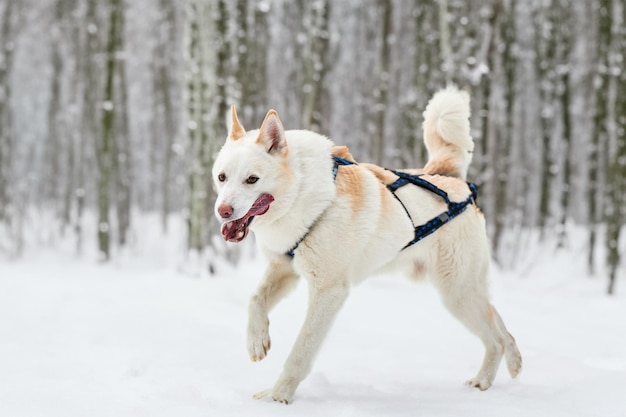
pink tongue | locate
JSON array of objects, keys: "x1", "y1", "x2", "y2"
[
  {"x1": 249, "y1": 194, "x2": 275, "y2": 216},
  {"x1": 220, "y1": 194, "x2": 274, "y2": 242},
  {"x1": 221, "y1": 221, "x2": 246, "y2": 242}
]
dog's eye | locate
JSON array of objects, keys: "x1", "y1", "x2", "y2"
[
  {"x1": 246, "y1": 175, "x2": 259, "y2": 184},
  {"x1": 217, "y1": 173, "x2": 226, "y2": 182}
]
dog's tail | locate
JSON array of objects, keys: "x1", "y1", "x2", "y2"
[{"x1": 422, "y1": 86, "x2": 474, "y2": 180}]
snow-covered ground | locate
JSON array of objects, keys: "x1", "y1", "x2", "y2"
[{"x1": 1, "y1": 243, "x2": 625, "y2": 417}]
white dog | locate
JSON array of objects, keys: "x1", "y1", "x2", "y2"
[{"x1": 212, "y1": 86, "x2": 522, "y2": 404}]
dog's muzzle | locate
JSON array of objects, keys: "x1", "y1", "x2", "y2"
[{"x1": 220, "y1": 194, "x2": 274, "y2": 242}]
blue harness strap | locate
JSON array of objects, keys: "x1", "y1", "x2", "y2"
[
  {"x1": 332, "y1": 156, "x2": 354, "y2": 179},
  {"x1": 387, "y1": 169, "x2": 477, "y2": 250},
  {"x1": 286, "y1": 156, "x2": 354, "y2": 258},
  {"x1": 286, "y1": 156, "x2": 478, "y2": 258}
]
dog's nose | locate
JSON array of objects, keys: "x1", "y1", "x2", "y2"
[{"x1": 218, "y1": 204, "x2": 233, "y2": 219}]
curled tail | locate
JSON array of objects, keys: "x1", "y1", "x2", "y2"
[{"x1": 422, "y1": 86, "x2": 474, "y2": 180}]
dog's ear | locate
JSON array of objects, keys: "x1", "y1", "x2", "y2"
[
  {"x1": 257, "y1": 109, "x2": 287, "y2": 155},
  {"x1": 229, "y1": 105, "x2": 246, "y2": 140}
]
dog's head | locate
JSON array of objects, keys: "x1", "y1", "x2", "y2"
[{"x1": 212, "y1": 107, "x2": 291, "y2": 242}]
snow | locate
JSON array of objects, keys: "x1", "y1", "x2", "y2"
[{"x1": 1, "y1": 246, "x2": 625, "y2": 417}]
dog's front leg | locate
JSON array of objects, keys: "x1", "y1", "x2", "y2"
[
  {"x1": 248, "y1": 260, "x2": 298, "y2": 361},
  {"x1": 269, "y1": 279, "x2": 349, "y2": 404}
]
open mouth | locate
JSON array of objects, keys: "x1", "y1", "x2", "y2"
[{"x1": 221, "y1": 194, "x2": 275, "y2": 242}]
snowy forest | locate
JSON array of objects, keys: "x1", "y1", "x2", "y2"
[{"x1": 0, "y1": 0, "x2": 624, "y2": 293}]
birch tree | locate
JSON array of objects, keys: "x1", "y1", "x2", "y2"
[
  {"x1": 555, "y1": 1, "x2": 574, "y2": 248},
  {"x1": 75, "y1": 0, "x2": 101, "y2": 253},
  {"x1": 185, "y1": 0, "x2": 227, "y2": 268},
  {"x1": 589, "y1": 0, "x2": 613, "y2": 274},
  {"x1": 97, "y1": 0, "x2": 124, "y2": 260},
  {"x1": 605, "y1": 0, "x2": 625, "y2": 295},
  {"x1": 0, "y1": 0, "x2": 21, "y2": 256},
  {"x1": 185, "y1": 0, "x2": 208, "y2": 253},
  {"x1": 301, "y1": 0, "x2": 330, "y2": 132},
  {"x1": 0, "y1": 1, "x2": 16, "y2": 224},
  {"x1": 113, "y1": 30, "x2": 132, "y2": 247},
  {"x1": 43, "y1": 0, "x2": 65, "y2": 222},
  {"x1": 151, "y1": 0, "x2": 179, "y2": 233},
  {"x1": 233, "y1": 0, "x2": 269, "y2": 124},
  {"x1": 371, "y1": 0, "x2": 392, "y2": 165}
]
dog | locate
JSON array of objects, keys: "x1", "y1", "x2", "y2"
[{"x1": 211, "y1": 86, "x2": 522, "y2": 404}]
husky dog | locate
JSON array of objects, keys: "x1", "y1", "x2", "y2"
[{"x1": 212, "y1": 86, "x2": 522, "y2": 404}]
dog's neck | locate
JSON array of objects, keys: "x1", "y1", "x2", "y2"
[{"x1": 251, "y1": 131, "x2": 337, "y2": 255}]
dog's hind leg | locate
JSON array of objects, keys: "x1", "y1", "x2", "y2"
[
  {"x1": 430, "y1": 246, "x2": 521, "y2": 390},
  {"x1": 456, "y1": 302, "x2": 522, "y2": 390},
  {"x1": 248, "y1": 260, "x2": 299, "y2": 362},
  {"x1": 492, "y1": 306, "x2": 522, "y2": 379},
  {"x1": 265, "y1": 278, "x2": 350, "y2": 404}
]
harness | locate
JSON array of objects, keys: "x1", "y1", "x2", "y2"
[
  {"x1": 385, "y1": 168, "x2": 478, "y2": 250},
  {"x1": 286, "y1": 156, "x2": 478, "y2": 258}
]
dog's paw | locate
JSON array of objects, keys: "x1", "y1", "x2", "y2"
[
  {"x1": 252, "y1": 384, "x2": 293, "y2": 405},
  {"x1": 252, "y1": 388, "x2": 272, "y2": 401},
  {"x1": 505, "y1": 344, "x2": 523, "y2": 379},
  {"x1": 270, "y1": 378, "x2": 297, "y2": 404},
  {"x1": 465, "y1": 377, "x2": 492, "y2": 391},
  {"x1": 247, "y1": 316, "x2": 271, "y2": 361}
]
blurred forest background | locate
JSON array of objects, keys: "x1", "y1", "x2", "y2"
[{"x1": 0, "y1": 0, "x2": 624, "y2": 293}]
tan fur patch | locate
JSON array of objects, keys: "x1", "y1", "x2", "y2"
[
  {"x1": 335, "y1": 166, "x2": 365, "y2": 216},
  {"x1": 353, "y1": 163, "x2": 399, "y2": 214},
  {"x1": 229, "y1": 105, "x2": 246, "y2": 140},
  {"x1": 331, "y1": 146, "x2": 356, "y2": 162},
  {"x1": 399, "y1": 168, "x2": 426, "y2": 176},
  {"x1": 423, "y1": 155, "x2": 461, "y2": 178},
  {"x1": 280, "y1": 156, "x2": 292, "y2": 178},
  {"x1": 377, "y1": 180, "x2": 393, "y2": 212},
  {"x1": 361, "y1": 163, "x2": 398, "y2": 184},
  {"x1": 423, "y1": 123, "x2": 445, "y2": 154}
]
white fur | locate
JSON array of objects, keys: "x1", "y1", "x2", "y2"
[
  {"x1": 423, "y1": 85, "x2": 474, "y2": 179},
  {"x1": 212, "y1": 88, "x2": 522, "y2": 404}
]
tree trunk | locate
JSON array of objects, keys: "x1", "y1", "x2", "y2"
[
  {"x1": 372, "y1": 0, "x2": 391, "y2": 165},
  {"x1": 438, "y1": 0, "x2": 453, "y2": 84},
  {"x1": 0, "y1": 1, "x2": 16, "y2": 224},
  {"x1": 535, "y1": 1, "x2": 559, "y2": 239},
  {"x1": 185, "y1": 0, "x2": 213, "y2": 254},
  {"x1": 301, "y1": 0, "x2": 330, "y2": 133},
  {"x1": 114, "y1": 25, "x2": 132, "y2": 248},
  {"x1": 97, "y1": 0, "x2": 123, "y2": 260},
  {"x1": 557, "y1": 70, "x2": 572, "y2": 248},
  {"x1": 605, "y1": 0, "x2": 625, "y2": 295},
  {"x1": 46, "y1": 0, "x2": 68, "y2": 234},
  {"x1": 407, "y1": 2, "x2": 435, "y2": 167},
  {"x1": 75, "y1": 0, "x2": 100, "y2": 254},
  {"x1": 155, "y1": 0, "x2": 178, "y2": 233},
  {"x1": 589, "y1": 0, "x2": 612, "y2": 275},
  {"x1": 486, "y1": 0, "x2": 514, "y2": 261}
]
